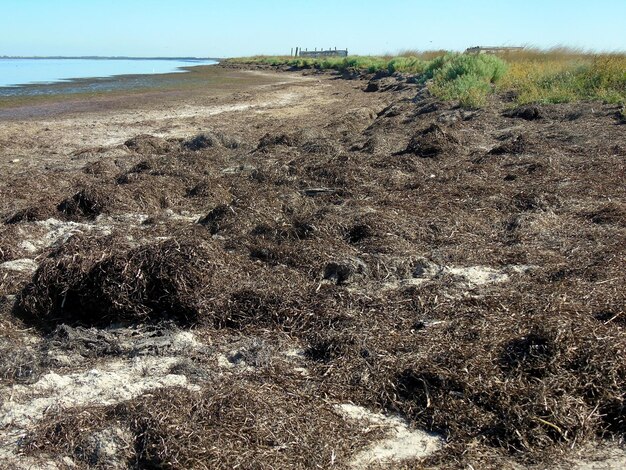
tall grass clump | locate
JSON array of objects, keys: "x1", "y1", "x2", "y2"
[
  {"x1": 498, "y1": 51, "x2": 626, "y2": 105},
  {"x1": 387, "y1": 56, "x2": 427, "y2": 74},
  {"x1": 341, "y1": 56, "x2": 388, "y2": 73},
  {"x1": 427, "y1": 53, "x2": 508, "y2": 108}
]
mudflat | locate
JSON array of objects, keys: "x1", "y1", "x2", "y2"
[{"x1": 1, "y1": 64, "x2": 625, "y2": 469}]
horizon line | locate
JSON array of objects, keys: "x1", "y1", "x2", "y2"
[{"x1": 0, "y1": 55, "x2": 222, "y2": 60}]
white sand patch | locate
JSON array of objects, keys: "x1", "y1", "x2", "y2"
[
  {"x1": 442, "y1": 263, "x2": 532, "y2": 286},
  {"x1": 163, "y1": 209, "x2": 205, "y2": 222},
  {"x1": 0, "y1": 450, "x2": 61, "y2": 470},
  {"x1": 443, "y1": 265, "x2": 511, "y2": 285},
  {"x1": 16, "y1": 218, "x2": 111, "y2": 255},
  {"x1": 92, "y1": 92, "x2": 301, "y2": 147},
  {"x1": 383, "y1": 260, "x2": 532, "y2": 290},
  {"x1": 99, "y1": 213, "x2": 150, "y2": 225},
  {"x1": 1, "y1": 356, "x2": 197, "y2": 429},
  {"x1": 571, "y1": 447, "x2": 626, "y2": 470},
  {"x1": 80, "y1": 427, "x2": 133, "y2": 470},
  {"x1": 0, "y1": 258, "x2": 38, "y2": 273},
  {"x1": 10, "y1": 218, "x2": 113, "y2": 257},
  {"x1": 98, "y1": 210, "x2": 204, "y2": 227},
  {"x1": 284, "y1": 348, "x2": 305, "y2": 358},
  {"x1": 336, "y1": 403, "x2": 442, "y2": 468},
  {"x1": 0, "y1": 355, "x2": 198, "y2": 469},
  {"x1": 216, "y1": 354, "x2": 237, "y2": 369},
  {"x1": 17, "y1": 240, "x2": 38, "y2": 253},
  {"x1": 167, "y1": 331, "x2": 199, "y2": 350},
  {"x1": 37, "y1": 218, "x2": 110, "y2": 248}
]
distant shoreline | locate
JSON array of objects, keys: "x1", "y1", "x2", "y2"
[
  {"x1": 0, "y1": 65, "x2": 285, "y2": 119},
  {"x1": 0, "y1": 59, "x2": 219, "y2": 105},
  {"x1": 0, "y1": 56, "x2": 222, "y2": 61}
]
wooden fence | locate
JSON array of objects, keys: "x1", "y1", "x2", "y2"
[
  {"x1": 291, "y1": 47, "x2": 348, "y2": 58},
  {"x1": 465, "y1": 46, "x2": 524, "y2": 55}
]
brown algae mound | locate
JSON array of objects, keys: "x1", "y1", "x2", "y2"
[
  {"x1": 23, "y1": 377, "x2": 378, "y2": 469},
  {"x1": 124, "y1": 134, "x2": 173, "y2": 155},
  {"x1": 16, "y1": 238, "x2": 220, "y2": 329},
  {"x1": 57, "y1": 187, "x2": 113, "y2": 220},
  {"x1": 400, "y1": 123, "x2": 460, "y2": 158}
]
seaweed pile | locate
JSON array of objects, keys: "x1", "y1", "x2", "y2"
[{"x1": 1, "y1": 69, "x2": 625, "y2": 468}]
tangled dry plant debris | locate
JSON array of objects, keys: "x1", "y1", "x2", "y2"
[
  {"x1": 1, "y1": 64, "x2": 625, "y2": 468},
  {"x1": 24, "y1": 376, "x2": 381, "y2": 470}
]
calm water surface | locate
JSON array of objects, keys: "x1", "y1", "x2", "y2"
[{"x1": 0, "y1": 58, "x2": 217, "y2": 96}]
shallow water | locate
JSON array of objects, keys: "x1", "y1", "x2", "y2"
[{"x1": 0, "y1": 58, "x2": 216, "y2": 95}]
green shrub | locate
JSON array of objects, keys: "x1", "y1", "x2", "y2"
[
  {"x1": 438, "y1": 53, "x2": 508, "y2": 83},
  {"x1": 426, "y1": 54, "x2": 507, "y2": 108},
  {"x1": 431, "y1": 74, "x2": 492, "y2": 108},
  {"x1": 387, "y1": 56, "x2": 426, "y2": 74},
  {"x1": 422, "y1": 53, "x2": 453, "y2": 80}
]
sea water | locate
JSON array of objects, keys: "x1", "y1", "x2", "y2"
[{"x1": 0, "y1": 58, "x2": 216, "y2": 95}]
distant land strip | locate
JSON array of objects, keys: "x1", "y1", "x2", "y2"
[{"x1": 0, "y1": 56, "x2": 221, "y2": 61}]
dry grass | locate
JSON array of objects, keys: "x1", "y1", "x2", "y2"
[{"x1": 496, "y1": 47, "x2": 626, "y2": 104}]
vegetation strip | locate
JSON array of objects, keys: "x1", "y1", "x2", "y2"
[{"x1": 230, "y1": 49, "x2": 626, "y2": 109}]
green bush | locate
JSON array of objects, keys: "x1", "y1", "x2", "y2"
[
  {"x1": 426, "y1": 54, "x2": 508, "y2": 108},
  {"x1": 387, "y1": 56, "x2": 426, "y2": 74},
  {"x1": 439, "y1": 53, "x2": 508, "y2": 83},
  {"x1": 422, "y1": 53, "x2": 453, "y2": 80},
  {"x1": 431, "y1": 74, "x2": 492, "y2": 108}
]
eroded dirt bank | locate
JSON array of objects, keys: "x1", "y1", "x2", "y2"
[{"x1": 1, "y1": 65, "x2": 625, "y2": 469}]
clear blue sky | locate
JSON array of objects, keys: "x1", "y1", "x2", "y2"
[{"x1": 1, "y1": 0, "x2": 624, "y2": 57}]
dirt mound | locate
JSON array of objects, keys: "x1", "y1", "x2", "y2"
[
  {"x1": 586, "y1": 203, "x2": 626, "y2": 226},
  {"x1": 344, "y1": 222, "x2": 373, "y2": 244},
  {"x1": 197, "y1": 204, "x2": 234, "y2": 234},
  {"x1": 16, "y1": 239, "x2": 219, "y2": 329},
  {"x1": 300, "y1": 137, "x2": 340, "y2": 155},
  {"x1": 124, "y1": 134, "x2": 172, "y2": 154},
  {"x1": 82, "y1": 159, "x2": 122, "y2": 176},
  {"x1": 184, "y1": 132, "x2": 242, "y2": 151},
  {"x1": 512, "y1": 191, "x2": 552, "y2": 212},
  {"x1": 256, "y1": 132, "x2": 299, "y2": 151},
  {"x1": 322, "y1": 258, "x2": 368, "y2": 285},
  {"x1": 364, "y1": 81, "x2": 380, "y2": 92},
  {"x1": 220, "y1": 288, "x2": 294, "y2": 329},
  {"x1": 57, "y1": 187, "x2": 112, "y2": 220},
  {"x1": 488, "y1": 134, "x2": 529, "y2": 155},
  {"x1": 186, "y1": 179, "x2": 227, "y2": 200},
  {"x1": 184, "y1": 132, "x2": 221, "y2": 150},
  {"x1": 365, "y1": 76, "x2": 413, "y2": 93},
  {"x1": 504, "y1": 105, "x2": 543, "y2": 121},
  {"x1": 5, "y1": 204, "x2": 56, "y2": 224},
  {"x1": 256, "y1": 129, "x2": 333, "y2": 154},
  {"x1": 400, "y1": 123, "x2": 459, "y2": 158}
]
